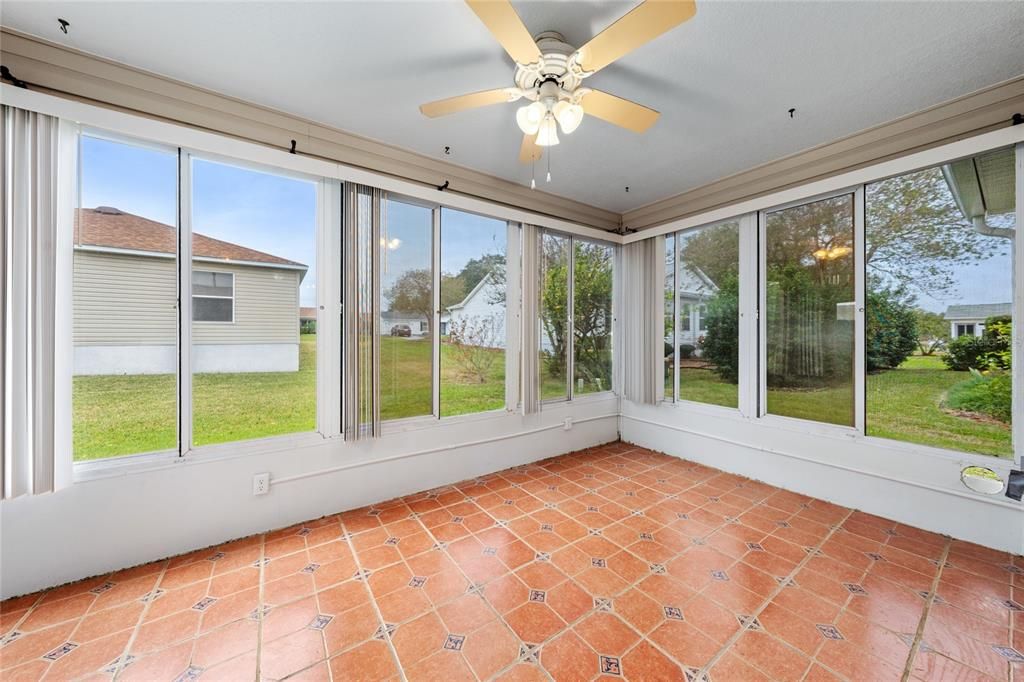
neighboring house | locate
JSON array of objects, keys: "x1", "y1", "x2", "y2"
[
  {"x1": 674, "y1": 263, "x2": 719, "y2": 349},
  {"x1": 74, "y1": 206, "x2": 307, "y2": 375},
  {"x1": 381, "y1": 310, "x2": 429, "y2": 336},
  {"x1": 440, "y1": 273, "x2": 506, "y2": 349},
  {"x1": 944, "y1": 303, "x2": 1012, "y2": 339}
]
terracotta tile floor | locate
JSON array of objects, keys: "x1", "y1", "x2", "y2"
[{"x1": 3, "y1": 441, "x2": 1024, "y2": 681}]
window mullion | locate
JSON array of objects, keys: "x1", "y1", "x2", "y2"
[
  {"x1": 178, "y1": 149, "x2": 193, "y2": 455},
  {"x1": 854, "y1": 185, "x2": 867, "y2": 434},
  {"x1": 432, "y1": 207, "x2": 441, "y2": 418},
  {"x1": 567, "y1": 236, "x2": 576, "y2": 400},
  {"x1": 1014, "y1": 142, "x2": 1024, "y2": 465}
]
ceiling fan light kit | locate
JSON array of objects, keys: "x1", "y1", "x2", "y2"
[{"x1": 420, "y1": 0, "x2": 697, "y2": 184}]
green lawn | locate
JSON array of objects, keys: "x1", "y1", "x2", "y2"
[
  {"x1": 666, "y1": 355, "x2": 1011, "y2": 458},
  {"x1": 76, "y1": 342, "x2": 1012, "y2": 461}
]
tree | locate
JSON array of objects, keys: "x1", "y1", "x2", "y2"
[
  {"x1": 699, "y1": 273, "x2": 740, "y2": 382},
  {"x1": 457, "y1": 253, "x2": 506, "y2": 293},
  {"x1": 912, "y1": 309, "x2": 949, "y2": 355},
  {"x1": 384, "y1": 269, "x2": 432, "y2": 330},
  {"x1": 447, "y1": 315, "x2": 501, "y2": 383}
]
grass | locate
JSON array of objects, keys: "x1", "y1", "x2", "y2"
[
  {"x1": 76, "y1": 340, "x2": 1013, "y2": 461},
  {"x1": 664, "y1": 354, "x2": 1011, "y2": 458}
]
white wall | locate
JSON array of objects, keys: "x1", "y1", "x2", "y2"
[
  {"x1": 0, "y1": 398, "x2": 618, "y2": 599},
  {"x1": 620, "y1": 400, "x2": 1023, "y2": 554},
  {"x1": 73, "y1": 343, "x2": 299, "y2": 374}
]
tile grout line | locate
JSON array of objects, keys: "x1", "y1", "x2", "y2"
[
  {"x1": 112, "y1": 560, "x2": 171, "y2": 680},
  {"x1": 697, "y1": 507, "x2": 857, "y2": 678},
  {"x1": 256, "y1": 533, "x2": 267, "y2": 681},
  {"x1": 900, "y1": 537, "x2": 952, "y2": 682},
  {"x1": 339, "y1": 515, "x2": 410, "y2": 682}
]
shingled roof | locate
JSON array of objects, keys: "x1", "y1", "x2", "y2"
[
  {"x1": 74, "y1": 207, "x2": 306, "y2": 269},
  {"x1": 944, "y1": 303, "x2": 1012, "y2": 320}
]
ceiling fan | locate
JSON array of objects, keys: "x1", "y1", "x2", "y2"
[{"x1": 419, "y1": 0, "x2": 697, "y2": 166}]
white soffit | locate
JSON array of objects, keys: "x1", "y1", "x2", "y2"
[{"x1": 2, "y1": 1, "x2": 1023, "y2": 214}]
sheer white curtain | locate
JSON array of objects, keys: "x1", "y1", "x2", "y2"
[
  {"x1": 2, "y1": 105, "x2": 59, "y2": 499},
  {"x1": 621, "y1": 237, "x2": 664, "y2": 405},
  {"x1": 520, "y1": 223, "x2": 541, "y2": 414}
]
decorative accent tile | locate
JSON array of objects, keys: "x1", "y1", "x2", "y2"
[
  {"x1": 444, "y1": 634, "x2": 465, "y2": 651},
  {"x1": 529, "y1": 590, "x2": 546, "y2": 603},
  {"x1": 776, "y1": 521, "x2": 790, "y2": 528},
  {"x1": 865, "y1": 552, "x2": 885, "y2": 562},
  {"x1": 775, "y1": 576, "x2": 797, "y2": 588},
  {"x1": 536, "y1": 552, "x2": 551, "y2": 562},
  {"x1": 584, "y1": 474, "x2": 595, "y2": 479},
  {"x1": 630, "y1": 509, "x2": 644, "y2": 516},
  {"x1": 708, "y1": 496, "x2": 720, "y2": 503},
  {"x1": 1002, "y1": 564, "x2": 1024, "y2": 576},
  {"x1": 843, "y1": 583, "x2": 867, "y2": 596},
  {"x1": 503, "y1": 499, "x2": 516, "y2": 506},
  {"x1": 139, "y1": 589, "x2": 165, "y2": 603},
  {"x1": 691, "y1": 537, "x2": 706, "y2": 546},
  {"x1": 2, "y1": 631, "x2": 23, "y2": 647},
  {"x1": 547, "y1": 485, "x2": 558, "y2": 491},
  {"x1": 738, "y1": 615, "x2": 763, "y2": 630},
  {"x1": 544, "y1": 502, "x2": 558, "y2": 509},
  {"x1": 482, "y1": 546, "x2": 498, "y2": 557},
  {"x1": 624, "y1": 491, "x2": 636, "y2": 498},
  {"x1": 657, "y1": 478, "x2": 668, "y2": 484},
  {"x1": 102, "y1": 654, "x2": 137, "y2": 674},
  {"x1": 253, "y1": 558, "x2": 271, "y2": 567},
  {"x1": 815, "y1": 624, "x2": 844, "y2": 640},
  {"x1": 650, "y1": 564, "x2": 667, "y2": 575},
  {"x1": 373, "y1": 623, "x2": 396, "y2": 640},
  {"x1": 367, "y1": 509, "x2": 382, "y2": 517},
  {"x1": 639, "y1": 533, "x2": 654, "y2": 541},
  {"x1": 883, "y1": 528, "x2": 899, "y2": 537},
  {"x1": 432, "y1": 542, "x2": 448, "y2": 551},
  {"x1": 589, "y1": 528, "x2": 603, "y2": 536},
  {"x1": 207, "y1": 552, "x2": 226, "y2": 562},
  {"x1": 594, "y1": 597, "x2": 613, "y2": 612},
  {"x1": 301, "y1": 563, "x2": 320, "y2": 574},
  {"x1": 519, "y1": 643, "x2": 541, "y2": 664},
  {"x1": 494, "y1": 520, "x2": 509, "y2": 528},
  {"x1": 297, "y1": 527, "x2": 312, "y2": 537},
  {"x1": 249, "y1": 605, "x2": 272, "y2": 620},
  {"x1": 803, "y1": 547, "x2": 823, "y2": 557},
  {"x1": 384, "y1": 537, "x2": 400, "y2": 546},
  {"x1": 677, "y1": 513, "x2": 689, "y2": 520},
  {"x1": 587, "y1": 506, "x2": 600, "y2": 513},
  {"x1": 464, "y1": 496, "x2": 476, "y2": 503},
  {"x1": 408, "y1": 512, "x2": 421, "y2": 520},
  {"x1": 684, "y1": 667, "x2": 710, "y2": 682},
  {"x1": 540, "y1": 524, "x2": 554, "y2": 532},
  {"x1": 192, "y1": 597, "x2": 217, "y2": 611},
  {"x1": 409, "y1": 576, "x2": 427, "y2": 588},
  {"x1": 173, "y1": 666, "x2": 204, "y2": 682},
  {"x1": 993, "y1": 646, "x2": 1024, "y2": 663},
  {"x1": 600, "y1": 655, "x2": 622, "y2": 675},
  {"x1": 309, "y1": 615, "x2": 333, "y2": 631},
  {"x1": 452, "y1": 516, "x2": 464, "y2": 524},
  {"x1": 663, "y1": 606, "x2": 684, "y2": 620},
  {"x1": 591, "y1": 558, "x2": 607, "y2": 568},
  {"x1": 1002, "y1": 600, "x2": 1024, "y2": 611},
  {"x1": 466, "y1": 583, "x2": 484, "y2": 595},
  {"x1": 745, "y1": 542, "x2": 765, "y2": 552},
  {"x1": 710, "y1": 570, "x2": 729, "y2": 581},
  {"x1": 42, "y1": 642, "x2": 78, "y2": 661},
  {"x1": 89, "y1": 581, "x2": 116, "y2": 595},
  {"x1": 353, "y1": 569, "x2": 372, "y2": 581}
]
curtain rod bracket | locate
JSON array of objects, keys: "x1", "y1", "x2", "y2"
[
  {"x1": 1013, "y1": 113, "x2": 1023, "y2": 126},
  {"x1": 0, "y1": 65, "x2": 28, "y2": 89},
  {"x1": 289, "y1": 139, "x2": 297, "y2": 154},
  {"x1": 437, "y1": 180, "x2": 450, "y2": 192}
]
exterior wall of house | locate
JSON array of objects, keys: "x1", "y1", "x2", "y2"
[
  {"x1": 444, "y1": 282, "x2": 507, "y2": 350},
  {"x1": 948, "y1": 319, "x2": 986, "y2": 338},
  {"x1": 73, "y1": 250, "x2": 301, "y2": 374}
]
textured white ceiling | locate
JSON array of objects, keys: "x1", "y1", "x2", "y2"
[{"x1": 3, "y1": 1, "x2": 1023, "y2": 214}]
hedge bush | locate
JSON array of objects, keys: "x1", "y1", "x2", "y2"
[{"x1": 946, "y1": 369, "x2": 1011, "y2": 423}]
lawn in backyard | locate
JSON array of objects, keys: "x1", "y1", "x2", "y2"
[
  {"x1": 671, "y1": 354, "x2": 1011, "y2": 458},
  {"x1": 74, "y1": 335, "x2": 517, "y2": 460}
]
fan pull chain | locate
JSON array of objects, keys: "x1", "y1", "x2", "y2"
[
  {"x1": 546, "y1": 147, "x2": 552, "y2": 183},
  {"x1": 530, "y1": 157, "x2": 537, "y2": 190}
]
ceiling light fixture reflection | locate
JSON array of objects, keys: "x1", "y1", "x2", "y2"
[{"x1": 812, "y1": 246, "x2": 852, "y2": 261}]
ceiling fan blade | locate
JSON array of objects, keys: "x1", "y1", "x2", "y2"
[
  {"x1": 465, "y1": 0, "x2": 543, "y2": 66},
  {"x1": 580, "y1": 90, "x2": 660, "y2": 133},
  {"x1": 519, "y1": 133, "x2": 542, "y2": 163},
  {"x1": 420, "y1": 88, "x2": 517, "y2": 118},
  {"x1": 575, "y1": 0, "x2": 697, "y2": 75}
]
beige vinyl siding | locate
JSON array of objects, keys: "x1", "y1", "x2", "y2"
[
  {"x1": 192, "y1": 264, "x2": 299, "y2": 344},
  {"x1": 74, "y1": 249, "x2": 301, "y2": 346},
  {"x1": 74, "y1": 250, "x2": 176, "y2": 345}
]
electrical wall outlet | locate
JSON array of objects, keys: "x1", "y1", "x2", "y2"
[
  {"x1": 563, "y1": 417, "x2": 573, "y2": 431},
  {"x1": 253, "y1": 472, "x2": 270, "y2": 496}
]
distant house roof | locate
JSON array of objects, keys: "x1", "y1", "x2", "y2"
[
  {"x1": 299, "y1": 307, "x2": 317, "y2": 321},
  {"x1": 445, "y1": 273, "x2": 496, "y2": 314},
  {"x1": 944, "y1": 303, "x2": 1012, "y2": 320},
  {"x1": 75, "y1": 207, "x2": 307, "y2": 270}
]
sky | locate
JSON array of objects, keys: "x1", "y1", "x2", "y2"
[{"x1": 81, "y1": 135, "x2": 318, "y2": 306}]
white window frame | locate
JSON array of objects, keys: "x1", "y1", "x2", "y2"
[{"x1": 191, "y1": 269, "x2": 235, "y2": 324}]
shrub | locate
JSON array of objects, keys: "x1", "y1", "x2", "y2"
[
  {"x1": 982, "y1": 315, "x2": 1012, "y2": 370},
  {"x1": 664, "y1": 341, "x2": 674, "y2": 358},
  {"x1": 679, "y1": 344, "x2": 695, "y2": 359},
  {"x1": 943, "y1": 333, "x2": 1008, "y2": 372},
  {"x1": 946, "y1": 369, "x2": 1012, "y2": 423},
  {"x1": 699, "y1": 273, "x2": 740, "y2": 383},
  {"x1": 866, "y1": 289, "x2": 917, "y2": 371}
]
